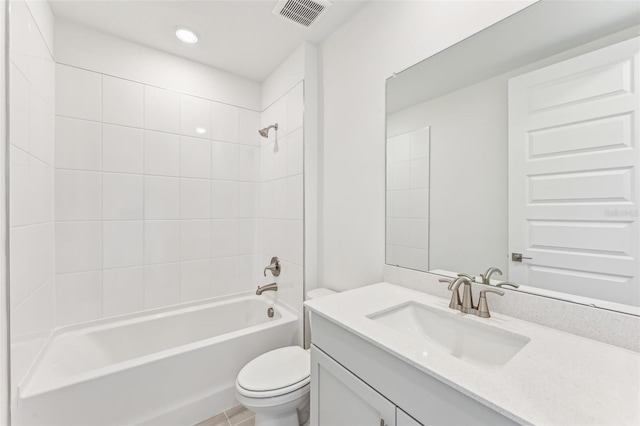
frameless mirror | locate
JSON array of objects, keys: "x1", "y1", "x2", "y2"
[{"x1": 386, "y1": 1, "x2": 640, "y2": 315}]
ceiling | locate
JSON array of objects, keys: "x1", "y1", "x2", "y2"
[{"x1": 49, "y1": 0, "x2": 367, "y2": 82}]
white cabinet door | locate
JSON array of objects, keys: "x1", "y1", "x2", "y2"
[
  {"x1": 397, "y1": 409, "x2": 422, "y2": 426},
  {"x1": 311, "y1": 345, "x2": 396, "y2": 426},
  {"x1": 508, "y1": 36, "x2": 640, "y2": 310}
]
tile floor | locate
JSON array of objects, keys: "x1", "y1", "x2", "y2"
[{"x1": 195, "y1": 404, "x2": 255, "y2": 426}]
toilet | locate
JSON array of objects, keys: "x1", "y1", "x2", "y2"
[{"x1": 235, "y1": 288, "x2": 336, "y2": 426}]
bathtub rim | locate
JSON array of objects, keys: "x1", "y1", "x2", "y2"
[{"x1": 18, "y1": 291, "x2": 298, "y2": 399}]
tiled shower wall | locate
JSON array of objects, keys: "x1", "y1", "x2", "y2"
[
  {"x1": 53, "y1": 63, "x2": 263, "y2": 324},
  {"x1": 258, "y1": 82, "x2": 304, "y2": 339},
  {"x1": 9, "y1": 0, "x2": 56, "y2": 383}
]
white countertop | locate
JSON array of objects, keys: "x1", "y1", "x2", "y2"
[{"x1": 304, "y1": 282, "x2": 640, "y2": 426}]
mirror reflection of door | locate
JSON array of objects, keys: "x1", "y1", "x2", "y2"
[{"x1": 508, "y1": 37, "x2": 639, "y2": 311}]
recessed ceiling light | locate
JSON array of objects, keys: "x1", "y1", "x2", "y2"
[
  {"x1": 195, "y1": 127, "x2": 207, "y2": 135},
  {"x1": 175, "y1": 27, "x2": 199, "y2": 44}
]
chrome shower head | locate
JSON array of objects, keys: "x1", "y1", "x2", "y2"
[{"x1": 258, "y1": 123, "x2": 278, "y2": 138}]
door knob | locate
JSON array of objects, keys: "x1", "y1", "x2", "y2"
[{"x1": 511, "y1": 253, "x2": 532, "y2": 262}]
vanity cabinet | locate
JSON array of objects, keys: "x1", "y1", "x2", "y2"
[
  {"x1": 310, "y1": 312, "x2": 516, "y2": 426},
  {"x1": 311, "y1": 346, "x2": 397, "y2": 426}
]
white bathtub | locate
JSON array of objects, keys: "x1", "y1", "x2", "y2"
[{"x1": 15, "y1": 293, "x2": 298, "y2": 425}]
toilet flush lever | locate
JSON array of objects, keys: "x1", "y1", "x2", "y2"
[{"x1": 263, "y1": 257, "x2": 281, "y2": 277}]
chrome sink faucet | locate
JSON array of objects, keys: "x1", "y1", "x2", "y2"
[
  {"x1": 480, "y1": 267, "x2": 502, "y2": 285},
  {"x1": 440, "y1": 274, "x2": 505, "y2": 318}
]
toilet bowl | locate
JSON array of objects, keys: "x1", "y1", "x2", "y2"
[
  {"x1": 236, "y1": 288, "x2": 336, "y2": 426},
  {"x1": 236, "y1": 346, "x2": 311, "y2": 426}
]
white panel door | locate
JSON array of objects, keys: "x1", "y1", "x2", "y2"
[
  {"x1": 311, "y1": 346, "x2": 396, "y2": 426},
  {"x1": 508, "y1": 37, "x2": 639, "y2": 311}
]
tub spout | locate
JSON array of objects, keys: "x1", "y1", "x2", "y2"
[{"x1": 256, "y1": 283, "x2": 278, "y2": 295}]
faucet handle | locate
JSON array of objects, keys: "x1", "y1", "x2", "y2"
[
  {"x1": 496, "y1": 281, "x2": 519, "y2": 289},
  {"x1": 441, "y1": 278, "x2": 461, "y2": 310},
  {"x1": 263, "y1": 256, "x2": 281, "y2": 277},
  {"x1": 476, "y1": 289, "x2": 504, "y2": 318},
  {"x1": 457, "y1": 273, "x2": 476, "y2": 282}
]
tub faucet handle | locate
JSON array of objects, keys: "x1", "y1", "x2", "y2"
[{"x1": 263, "y1": 257, "x2": 281, "y2": 277}]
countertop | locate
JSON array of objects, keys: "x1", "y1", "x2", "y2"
[{"x1": 304, "y1": 282, "x2": 640, "y2": 426}]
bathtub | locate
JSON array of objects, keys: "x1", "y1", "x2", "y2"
[{"x1": 15, "y1": 293, "x2": 298, "y2": 426}]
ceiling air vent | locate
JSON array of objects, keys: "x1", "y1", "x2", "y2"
[{"x1": 273, "y1": 0, "x2": 332, "y2": 28}]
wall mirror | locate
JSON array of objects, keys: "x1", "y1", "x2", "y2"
[{"x1": 385, "y1": 1, "x2": 640, "y2": 315}]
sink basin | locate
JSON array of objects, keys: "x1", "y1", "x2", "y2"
[{"x1": 368, "y1": 302, "x2": 530, "y2": 367}]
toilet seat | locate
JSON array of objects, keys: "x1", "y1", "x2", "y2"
[{"x1": 236, "y1": 346, "x2": 310, "y2": 399}]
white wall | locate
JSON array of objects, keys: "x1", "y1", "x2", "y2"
[
  {"x1": 8, "y1": 0, "x2": 56, "y2": 397},
  {"x1": 55, "y1": 20, "x2": 261, "y2": 111},
  {"x1": 319, "y1": 0, "x2": 533, "y2": 291},
  {"x1": 1, "y1": 1, "x2": 8, "y2": 423}
]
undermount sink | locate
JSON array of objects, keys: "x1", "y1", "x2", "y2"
[{"x1": 368, "y1": 302, "x2": 530, "y2": 367}]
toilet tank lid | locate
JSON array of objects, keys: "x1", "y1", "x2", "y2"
[{"x1": 307, "y1": 288, "x2": 337, "y2": 299}]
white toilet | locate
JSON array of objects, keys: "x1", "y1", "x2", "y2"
[{"x1": 235, "y1": 288, "x2": 336, "y2": 426}]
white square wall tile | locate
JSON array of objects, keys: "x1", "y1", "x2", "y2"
[
  {"x1": 238, "y1": 220, "x2": 256, "y2": 255},
  {"x1": 55, "y1": 271, "x2": 102, "y2": 326},
  {"x1": 55, "y1": 222, "x2": 102, "y2": 273},
  {"x1": 179, "y1": 220, "x2": 210, "y2": 261},
  {"x1": 211, "y1": 181, "x2": 239, "y2": 219},
  {"x1": 103, "y1": 267, "x2": 144, "y2": 317},
  {"x1": 238, "y1": 145, "x2": 259, "y2": 182},
  {"x1": 144, "y1": 176, "x2": 180, "y2": 220},
  {"x1": 144, "y1": 221, "x2": 180, "y2": 264},
  {"x1": 180, "y1": 179, "x2": 211, "y2": 219},
  {"x1": 285, "y1": 220, "x2": 303, "y2": 266},
  {"x1": 29, "y1": 91, "x2": 54, "y2": 165},
  {"x1": 211, "y1": 141, "x2": 239, "y2": 180},
  {"x1": 180, "y1": 136, "x2": 211, "y2": 178},
  {"x1": 180, "y1": 260, "x2": 213, "y2": 302},
  {"x1": 103, "y1": 221, "x2": 144, "y2": 269},
  {"x1": 211, "y1": 220, "x2": 239, "y2": 258},
  {"x1": 144, "y1": 86, "x2": 180, "y2": 134},
  {"x1": 10, "y1": 147, "x2": 32, "y2": 227},
  {"x1": 103, "y1": 124, "x2": 144, "y2": 174},
  {"x1": 10, "y1": 223, "x2": 54, "y2": 310},
  {"x1": 55, "y1": 116, "x2": 101, "y2": 171},
  {"x1": 103, "y1": 173, "x2": 143, "y2": 220},
  {"x1": 211, "y1": 256, "x2": 239, "y2": 296},
  {"x1": 238, "y1": 109, "x2": 260, "y2": 146},
  {"x1": 29, "y1": 157, "x2": 54, "y2": 226},
  {"x1": 11, "y1": 279, "x2": 55, "y2": 337},
  {"x1": 238, "y1": 182, "x2": 257, "y2": 219},
  {"x1": 10, "y1": 64, "x2": 29, "y2": 152},
  {"x1": 410, "y1": 189, "x2": 429, "y2": 219},
  {"x1": 144, "y1": 263, "x2": 180, "y2": 309},
  {"x1": 144, "y1": 131, "x2": 180, "y2": 177},
  {"x1": 211, "y1": 102, "x2": 239, "y2": 143},
  {"x1": 286, "y1": 175, "x2": 303, "y2": 220},
  {"x1": 181, "y1": 95, "x2": 211, "y2": 138},
  {"x1": 55, "y1": 170, "x2": 101, "y2": 221},
  {"x1": 102, "y1": 75, "x2": 144, "y2": 128},
  {"x1": 56, "y1": 64, "x2": 101, "y2": 121},
  {"x1": 237, "y1": 255, "x2": 257, "y2": 292},
  {"x1": 287, "y1": 83, "x2": 304, "y2": 132},
  {"x1": 287, "y1": 129, "x2": 303, "y2": 176},
  {"x1": 410, "y1": 158, "x2": 429, "y2": 189}
]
